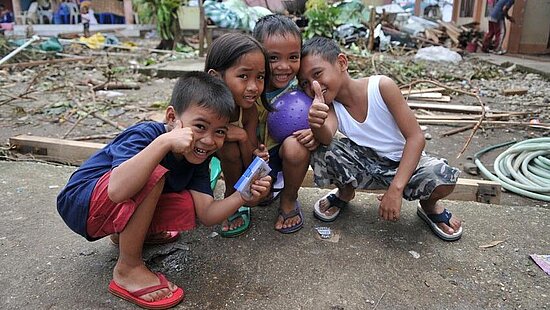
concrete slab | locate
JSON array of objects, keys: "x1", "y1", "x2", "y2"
[
  {"x1": 8, "y1": 24, "x2": 155, "y2": 38},
  {"x1": 138, "y1": 58, "x2": 206, "y2": 79},
  {"x1": 1, "y1": 161, "x2": 549, "y2": 309},
  {"x1": 474, "y1": 53, "x2": 550, "y2": 79}
]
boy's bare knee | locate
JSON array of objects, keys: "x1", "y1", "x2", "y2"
[{"x1": 281, "y1": 137, "x2": 310, "y2": 164}]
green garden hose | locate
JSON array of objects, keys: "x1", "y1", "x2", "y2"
[{"x1": 474, "y1": 138, "x2": 550, "y2": 202}]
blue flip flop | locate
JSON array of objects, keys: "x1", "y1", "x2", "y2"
[
  {"x1": 276, "y1": 202, "x2": 304, "y2": 234},
  {"x1": 417, "y1": 204, "x2": 463, "y2": 241}
]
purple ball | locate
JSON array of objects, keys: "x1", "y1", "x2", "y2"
[{"x1": 267, "y1": 90, "x2": 313, "y2": 143}]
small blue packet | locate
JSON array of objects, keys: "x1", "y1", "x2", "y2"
[{"x1": 234, "y1": 156, "x2": 271, "y2": 200}]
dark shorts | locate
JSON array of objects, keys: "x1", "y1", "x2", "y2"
[
  {"x1": 86, "y1": 165, "x2": 196, "y2": 238},
  {"x1": 311, "y1": 136, "x2": 460, "y2": 201}
]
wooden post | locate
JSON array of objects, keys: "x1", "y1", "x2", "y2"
[
  {"x1": 414, "y1": 0, "x2": 421, "y2": 16},
  {"x1": 123, "y1": 0, "x2": 134, "y2": 24},
  {"x1": 367, "y1": 6, "x2": 376, "y2": 51},
  {"x1": 11, "y1": 0, "x2": 21, "y2": 24},
  {"x1": 452, "y1": 0, "x2": 460, "y2": 22},
  {"x1": 507, "y1": 0, "x2": 525, "y2": 54},
  {"x1": 473, "y1": 0, "x2": 483, "y2": 22},
  {"x1": 199, "y1": 0, "x2": 206, "y2": 57}
]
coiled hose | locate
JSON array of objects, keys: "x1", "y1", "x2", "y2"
[{"x1": 474, "y1": 137, "x2": 550, "y2": 202}]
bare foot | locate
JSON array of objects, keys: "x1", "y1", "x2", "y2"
[
  {"x1": 221, "y1": 217, "x2": 244, "y2": 232},
  {"x1": 113, "y1": 263, "x2": 177, "y2": 302}
]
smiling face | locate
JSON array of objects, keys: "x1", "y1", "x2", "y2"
[
  {"x1": 168, "y1": 104, "x2": 229, "y2": 164},
  {"x1": 222, "y1": 50, "x2": 266, "y2": 109},
  {"x1": 298, "y1": 53, "x2": 347, "y2": 104},
  {"x1": 262, "y1": 34, "x2": 301, "y2": 91}
]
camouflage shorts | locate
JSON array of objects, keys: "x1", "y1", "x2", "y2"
[{"x1": 311, "y1": 136, "x2": 460, "y2": 201}]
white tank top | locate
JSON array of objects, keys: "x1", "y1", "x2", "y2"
[{"x1": 333, "y1": 75, "x2": 405, "y2": 161}]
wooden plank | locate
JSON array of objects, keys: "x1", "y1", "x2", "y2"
[
  {"x1": 9, "y1": 134, "x2": 502, "y2": 204},
  {"x1": 401, "y1": 87, "x2": 445, "y2": 95},
  {"x1": 9, "y1": 135, "x2": 105, "y2": 165},
  {"x1": 302, "y1": 168, "x2": 500, "y2": 204},
  {"x1": 408, "y1": 92, "x2": 443, "y2": 99},
  {"x1": 501, "y1": 87, "x2": 528, "y2": 96},
  {"x1": 417, "y1": 120, "x2": 550, "y2": 128},
  {"x1": 407, "y1": 102, "x2": 485, "y2": 113},
  {"x1": 409, "y1": 95, "x2": 452, "y2": 103}
]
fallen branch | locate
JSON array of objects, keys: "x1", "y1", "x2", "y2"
[
  {"x1": 0, "y1": 71, "x2": 43, "y2": 106},
  {"x1": 441, "y1": 124, "x2": 475, "y2": 137},
  {"x1": 62, "y1": 116, "x2": 85, "y2": 139},
  {"x1": 71, "y1": 133, "x2": 120, "y2": 141}
]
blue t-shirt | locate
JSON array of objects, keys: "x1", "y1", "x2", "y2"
[
  {"x1": 57, "y1": 122, "x2": 212, "y2": 240},
  {"x1": 0, "y1": 11, "x2": 14, "y2": 23},
  {"x1": 490, "y1": 0, "x2": 514, "y2": 21}
]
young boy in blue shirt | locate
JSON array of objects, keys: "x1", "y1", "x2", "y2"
[{"x1": 57, "y1": 72, "x2": 271, "y2": 309}]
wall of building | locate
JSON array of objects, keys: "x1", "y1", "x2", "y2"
[{"x1": 519, "y1": 0, "x2": 550, "y2": 52}]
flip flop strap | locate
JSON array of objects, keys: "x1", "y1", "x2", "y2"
[
  {"x1": 426, "y1": 209, "x2": 452, "y2": 226},
  {"x1": 227, "y1": 207, "x2": 249, "y2": 222},
  {"x1": 131, "y1": 273, "x2": 169, "y2": 297},
  {"x1": 280, "y1": 204, "x2": 300, "y2": 220},
  {"x1": 326, "y1": 194, "x2": 348, "y2": 209}
]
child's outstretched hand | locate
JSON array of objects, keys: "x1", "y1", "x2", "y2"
[
  {"x1": 308, "y1": 80, "x2": 329, "y2": 129},
  {"x1": 241, "y1": 175, "x2": 272, "y2": 205},
  {"x1": 168, "y1": 119, "x2": 194, "y2": 155},
  {"x1": 253, "y1": 144, "x2": 269, "y2": 162}
]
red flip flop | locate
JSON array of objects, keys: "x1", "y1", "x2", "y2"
[
  {"x1": 144, "y1": 231, "x2": 180, "y2": 245},
  {"x1": 110, "y1": 231, "x2": 180, "y2": 246},
  {"x1": 108, "y1": 273, "x2": 184, "y2": 309}
]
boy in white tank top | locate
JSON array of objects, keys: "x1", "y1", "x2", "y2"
[{"x1": 297, "y1": 37, "x2": 462, "y2": 241}]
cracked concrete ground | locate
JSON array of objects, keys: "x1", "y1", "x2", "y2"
[{"x1": 0, "y1": 161, "x2": 549, "y2": 309}]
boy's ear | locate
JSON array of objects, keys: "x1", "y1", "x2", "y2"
[
  {"x1": 207, "y1": 69, "x2": 221, "y2": 78},
  {"x1": 164, "y1": 106, "x2": 177, "y2": 126},
  {"x1": 337, "y1": 53, "x2": 349, "y2": 72}
]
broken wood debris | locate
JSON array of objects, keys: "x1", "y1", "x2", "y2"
[{"x1": 501, "y1": 87, "x2": 529, "y2": 96}]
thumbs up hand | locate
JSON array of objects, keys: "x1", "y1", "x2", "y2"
[
  {"x1": 168, "y1": 119, "x2": 194, "y2": 155},
  {"x1": 308, "y1": 81, "x2": 329, "y2": 129}
]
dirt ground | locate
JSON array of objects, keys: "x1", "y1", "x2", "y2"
[{"x1": 1, "y1": 43, "x2": 548, "y2": 207}]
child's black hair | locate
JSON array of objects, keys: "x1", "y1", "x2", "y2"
[
  {"x1": 205, "y1": 32, "x2": 272, "y2": 112},
  {"x1": 170, "y1": 71, "x2": 234, "y2": 119},
  {"x1": 301, "y1": 36, "x2": 341, "y2": 63},
  {"x1": 252, "y1": 14, "x2": 302, "y2": 45}
]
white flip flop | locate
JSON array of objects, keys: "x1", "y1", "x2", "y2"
[
  {"x1": 313, "y1": 188, "x2": 347, "y2": 222},
  {"x1": 417, "y1": 203, "x2": 463, "y2": 241}
]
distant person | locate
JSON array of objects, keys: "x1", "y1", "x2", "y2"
[
  {"x1": 298, "y1": 37, "x2": 463, "y2": 242},
  {"x1": 482, "y1": 0, "x2": 515, "y2": 53},
  {"x1": 80, "y1": 1, "x2": 97, "y2": 37},
  {"x1": 56, "y1": 71, "x2": 271, "y2": 309},
  {"x1": 0, "y1": 4, "x2": 14, "y2": 23}
]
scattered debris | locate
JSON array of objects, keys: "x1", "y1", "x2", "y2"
[
  {"x1": 530, "y1": 254, "x2": 550, "y2": 276},
  {"x1": 479, "y1": 240, "x2": 506, "y2": 248},
  {"x1": 408, "y1": 250, "x2": 421, "y2": 259}
]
